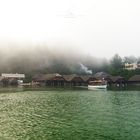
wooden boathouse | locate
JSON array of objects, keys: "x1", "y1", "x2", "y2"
[
  {"x1": 81, "y1": 76, "x2": 97, "y2": 85},
  {"x1": 128, "y1": 75, "x2": 140, "y2": 86},
  {"x1": 63, "y1": 74, "x2": 84, "y2": 86},
  {"x1": 107, "y1": 76, "x2": 126, "y2": 87},
  {"x1": 32, "y1": 73, "x2": 127, "y2": 87},
  {"x1": 34, "y1": 73, "x2": 65, "y2": 86}
]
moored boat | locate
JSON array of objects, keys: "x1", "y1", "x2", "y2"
[{"x1": 88, "y1": 79, "x2": 107, "y2": 90}]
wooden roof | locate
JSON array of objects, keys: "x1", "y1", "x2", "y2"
[
  {"x1": 36, "y1": 74, "x2": 64, "y2": 81},
  {"x1": 81, "y1": 76, "x2": 97, "y2": 82},
  {"x1": 128, "y1": 75, "x2": 140, "y2": 82},
  {"x1": 63, "y1": 74, "x2": 83, "y2": 82},
  {"x1": 109, "y1": 76, "x2": 125, "y2": 82},
  {"x1": 94, "y1": 72, "x2": 112, "y2": 79}
]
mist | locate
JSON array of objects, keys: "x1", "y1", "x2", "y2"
[{"x1": 0, "y1": 44, "x2": 109, "y2": 75}]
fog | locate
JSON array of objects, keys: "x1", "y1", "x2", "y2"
[
  {"x1": 1, "y1": 0, "x2": 140, "y2": 58},
  {"x1": 0, "y1": 44, "x2": 109, "y2": 75}
]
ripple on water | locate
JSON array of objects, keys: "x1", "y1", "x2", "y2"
[{"x1": 0, "y1": 89, "x2": 140, "y2": 140}]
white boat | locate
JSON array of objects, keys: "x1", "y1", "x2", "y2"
[{"x1": 88, "y1": 79, "x2": 107, "y2": 90}]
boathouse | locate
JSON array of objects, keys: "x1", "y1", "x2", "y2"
[
  {"x1": 94, "y1": 72, "x2": 112, "y2": 79},
  {"x1": 34, "y1": 73, "x2": 65, "y2": 86},
  {"x1": 108, "y1": 76, "x2": 126, "y2": 87},
  {"x1": 81, "y1": 76, "x2": 97, "y2": 85},
  {"x1": 128, "y1": 75, "x2": 140, "y2": 86},
  {"x1": 63, "y1": 74, "x2": 84, "y2": 86}
]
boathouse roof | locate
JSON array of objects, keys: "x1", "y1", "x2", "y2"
[
  {"x1": 63, "y1": 74, "x2": 83, "y2": 82},
  {"x1": 94, "y1": 72, "x2": 112, "y2": 79},
  {"x1": 35, "y1": 73, "x2": 64, "y2": 81},
  {"x1": 128, "y1": 75, "x2": 140, "y2": 82},
  {"x1": 81, "y1": 76, "x2": 97, "y2": 82},
  {"x1": 109, "y1": 76, "x2": 125, "y2": 83}
]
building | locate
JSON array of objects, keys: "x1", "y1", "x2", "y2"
[
  {"x1": 32, "y1": 73, "x2": 127, "y2": 87},
  {"x1": 124, "y1": 62, "x2": 140, "y2": 70},
  {"x1": 81, "y1": 76, "x2": 97, "y2": 85},
  {"x1": 1, "y1": 73, "x2": 25, "y2": 85},
  {"x1": 128, "y1": 75, "x2": 140, "y2": 85},
  {"x1": 2, "y1": 73, "x2": 25, "y2": 78},
  {"x1": 108, "y1": 76, "x2": 126, "y2": 87},
  {"x1": 33, "y1": 73, "x2": 65, "y2": 86},
  {"x1": 63, "y1": 74, "x2": 84, "y2": 86},
  {"x1": 124, "y1": 63, "x2": 137, "y2": 70},
  {"x1": 94, "y1": 72, "x2": 112, "y2": 79}
]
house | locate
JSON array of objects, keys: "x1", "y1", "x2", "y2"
[
  {"x1": 124, "y1": 63, "x2": 137, "y2": 70},
  {"x1": 1, "y1": 73, "x2": 25, "y2": 85},
  {"x1": 2, "y1": 73, "x2": 25, "y2": 78},
  {"x1": 128, "y1": 75, "x2": 140, "y2": 85},
  {"x1": 124, "y1": 62, "x2": 140, "y2": 70}
]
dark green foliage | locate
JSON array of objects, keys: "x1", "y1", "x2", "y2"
[
  {"x1": 110, "y1": 54, "x2": 122, "y2": 69},
  {"x1": 96, "y1": 54, "x2": 140, "y2": 80}
]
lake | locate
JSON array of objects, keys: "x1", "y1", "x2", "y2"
[{"x1": 0, "y1": 87, "x2": 140, "y2": 140}]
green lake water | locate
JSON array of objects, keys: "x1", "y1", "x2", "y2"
[{"x1": 0, "y1": 87, "x2": 140, "y2": 140}]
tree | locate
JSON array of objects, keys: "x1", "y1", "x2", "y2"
[{"x1": 111, "y1": 54, "x2": 122, "y2": 69}]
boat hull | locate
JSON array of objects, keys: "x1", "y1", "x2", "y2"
[{"x1": 88, "y1": 85, "x2": 107, "y2": 90}]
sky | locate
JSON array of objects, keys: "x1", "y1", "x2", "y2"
[{"x1": 0, "y1": 0, "x2": 140, "y2": 58}]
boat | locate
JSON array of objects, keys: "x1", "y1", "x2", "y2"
[{"x1": 88, "y1": 79, "x2": 107, "y2": 90}]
